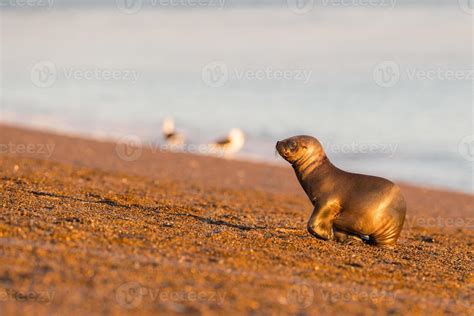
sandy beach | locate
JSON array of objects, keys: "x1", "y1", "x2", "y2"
[{"x1": 0, "y1": 124, "x2": 472, "y2": 315}]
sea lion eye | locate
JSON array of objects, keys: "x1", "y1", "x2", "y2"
[{"x1": 290, "y1": 141, "x2": 298, "y2": 150}]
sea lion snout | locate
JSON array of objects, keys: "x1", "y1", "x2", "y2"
[
  {"x1": 275, "y1": 140, "x2": 284, "y2": 154},
  {"x1": 276, "y1": 135, "x2": 322, "y2": 164},
  {"x1": 276, "y1": 139, "x2": 293, "y2": 160}
]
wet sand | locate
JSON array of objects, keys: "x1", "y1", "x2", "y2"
[{"x1": 0, "y1": 124, "x2": 472, "y2": 315}]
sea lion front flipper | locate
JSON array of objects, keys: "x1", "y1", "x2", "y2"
[{"x1": 307, "y1": 200, "x2": 341, "y2": 241}]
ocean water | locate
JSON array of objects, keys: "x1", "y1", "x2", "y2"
[{"x1": 0, "y1": 1, "x2": 472, "y2": 193}]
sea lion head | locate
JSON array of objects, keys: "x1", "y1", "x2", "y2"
[{"x1": 276, "y1": 135, "x2": 327, "y2": 168}]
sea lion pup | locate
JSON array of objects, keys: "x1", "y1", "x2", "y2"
[{"x1": 276, "y1": 135, "x2": 406, "y2": 247}]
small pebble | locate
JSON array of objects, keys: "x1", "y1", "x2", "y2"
[{"x1": 420, "y1": 236, "x2": 434, "y2": 243}]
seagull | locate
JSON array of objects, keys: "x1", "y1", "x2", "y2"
[
  {"x1": 210, "y1": 128, "x2": 245, "y2": 156},
  {"x1": 162, "y1": 117, "x2": 185, "y2": 146}
]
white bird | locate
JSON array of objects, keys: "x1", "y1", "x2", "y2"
[
  {"x1": 210, "y1": 128, "x2": 245, "y2": 156},
  {"x1": 162, "y1": 117, "x2": 185, "y2": 146}
]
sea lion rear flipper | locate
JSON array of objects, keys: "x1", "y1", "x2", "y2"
[{"x1": 333, "y1": 229, "x2": 369, "y2": 244}]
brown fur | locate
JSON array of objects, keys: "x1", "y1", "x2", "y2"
[{"x1": 276, "y1": 135, "x2": 406, "y2": 246}]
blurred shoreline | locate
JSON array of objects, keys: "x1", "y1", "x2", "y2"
[{"x1": 0, "y1": 122, "x2": 472, "y2": 195}]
